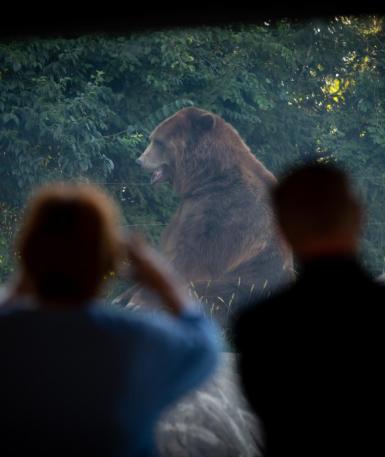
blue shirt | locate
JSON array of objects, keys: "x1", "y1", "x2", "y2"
[{"x1": 0, "y1": 301, "x2": 221, "y2": 457}]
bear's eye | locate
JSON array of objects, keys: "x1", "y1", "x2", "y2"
[{"x1": 153, "y1": 139, "x2": 164, "y2": 149}]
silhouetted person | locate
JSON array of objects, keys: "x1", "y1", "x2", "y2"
[
  {"x1": 232, "y1": 163, "x2": 385, "y2": 457},
  {"x1": 0, "y1": 183, "x2": 220, "y2": 457}
]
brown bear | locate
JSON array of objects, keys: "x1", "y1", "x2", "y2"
[{"x1": 117, "y1": 107, "x2": 294, "y2": 331}]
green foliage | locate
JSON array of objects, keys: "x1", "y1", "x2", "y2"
[
  {"x1": 0, "y1": 203, "x2": 18, "y2": 280},
  {"x1": 1, "y1": 17, "x2": 385, "y2": 290}
]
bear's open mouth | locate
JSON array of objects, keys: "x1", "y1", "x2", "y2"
[{"x1": 150, "y1": 164, "x2": 172, "y2": 185}]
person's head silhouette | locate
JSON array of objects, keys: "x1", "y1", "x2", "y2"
[
  {"x1": 271, "y1": 162, "x2": 363, "y2": 262},
  {"x1": 16, "y1": 183, "x2": 122, "y2": 308}
]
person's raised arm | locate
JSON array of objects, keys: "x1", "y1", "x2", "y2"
[
  {"x1": 119, "y1": 233, "x2": 222, "y2": 405},
  {"x1": 121, "y1": 233, "x2": 193, "y2": 316}
]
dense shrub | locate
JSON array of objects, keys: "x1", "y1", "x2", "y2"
[{"x1": 1, "y1": 17, "x2": 385, "y2": 294}]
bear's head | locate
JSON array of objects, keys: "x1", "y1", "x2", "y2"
[
  {"x1": 137, "y1": 107, "x2": 218, "y2": 191},
  {"x1": 136, "y1": 107, "x2": 275, "y2": 195}
]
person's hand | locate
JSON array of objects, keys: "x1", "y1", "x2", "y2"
[{"x1": 121, "y1": 233, "x2": 190, "y2": 316}]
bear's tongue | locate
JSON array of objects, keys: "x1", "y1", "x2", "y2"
[{"x1": 151, "y1": 166, "x2": 165, "y2": 185}]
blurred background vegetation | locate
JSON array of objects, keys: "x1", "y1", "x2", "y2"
[{"x1": 1, "y1": 16, "x2": 385, "y2": 297}]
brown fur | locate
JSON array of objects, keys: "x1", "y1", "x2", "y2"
[{"x1": 119, "y1": 107, "x2": 294, "y2": 329}]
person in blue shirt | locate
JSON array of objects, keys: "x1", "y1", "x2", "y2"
[{"x1": 0, "y1": 182, "x2": 220, "y2": 457}]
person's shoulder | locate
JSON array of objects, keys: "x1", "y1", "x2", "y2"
[
  {"x1": 366, "y1": 279, "x2": 385, "y2": 305},
  {"x1": 0, "y1": 304, "x2": 18, "y2": 320},
  {"x1": 0, "y1": 295, "x2": 37, "y2": 318},
  {"x1": 86, "y1": 304, "x2": 161, "y2": 332},
  {"x1": 88, "y1": 303, "x2": 212, "y2": 343},
  {"x1": 235, "y1": 285, "x2": 295, "y2": 326},
  {"x1": 231, "y1": 285, "x2": 295, "y2": 347}
]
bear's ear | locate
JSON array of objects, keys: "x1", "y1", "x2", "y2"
[
  {"x1": 198, "y1": 113, "x2": 216, "y2": 131},
  {"x1": 189, "y1": 110, "x2": 216, "y2": 133}
]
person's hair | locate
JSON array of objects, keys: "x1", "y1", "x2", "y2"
[
  {"x1": 270, "y1": 162, "x2": 362, "y2": 246},
  {"x1": 16, "y1": 182, "x2": 122, "y2": 305}
]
